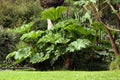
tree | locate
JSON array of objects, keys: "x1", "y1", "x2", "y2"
[{"x1": 74, "y1": 0, "x2": 120, "y2": 57}]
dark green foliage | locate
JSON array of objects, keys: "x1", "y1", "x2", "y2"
[
  {"x1": 112, "y1": 0, "x2": 120, "y2": 4},
  {"x1": 0, "y1": 21, "x2": 35, "y2": 67},
  {"x1": 0, "y1": 27, "x2": 5, "y2": 45},
  {"x1": 0, "y1": 0, "x2": 42, "y2": 28},
  {"x1": 0, "y1": 27, "x2": 16, "y2": 58},
  {"x1": 109, "y1": 55, "x2": 120, "y2": 70},
  {"x1": 0, "y1": 27, "x2": 6, "y2": 61}
]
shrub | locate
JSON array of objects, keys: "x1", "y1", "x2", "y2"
[
  {"x1": 109, "y1": 56, "x2": 120, "y2": 70},
  {"x1": 0, "y1": 26, "x2": 20, "y2": 61},
  {"x1": 0, "y1": 0, "x2": 42, "y2": 28},
  {"x1": 0, "y1": 26, "x2": 6, "y2": 61}
]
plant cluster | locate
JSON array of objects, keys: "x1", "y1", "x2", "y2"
[{"x1": 6, "y1": 18, "x2": 93, "y2": 70}]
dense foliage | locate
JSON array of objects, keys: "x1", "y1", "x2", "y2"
[{"x1": 0, "y1": 0, "x2": 42, "y2": 28}]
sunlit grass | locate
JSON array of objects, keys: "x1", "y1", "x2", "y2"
[{"x1": 0, "y1": 71, "x2": 120, "y2": 80}]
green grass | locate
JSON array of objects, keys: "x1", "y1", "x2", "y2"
[{"x1": 0, "y1": 71, "x2": 120, "y2": 80}]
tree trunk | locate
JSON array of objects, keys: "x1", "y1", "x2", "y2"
[
  {"x1": 91, "y1": 3, "x2": 120, "y2": 57},
  {"x1": 40, "y1": 0, "x2": 64, "y2": 8},
  {"x1": 99, "y1": 17, "x2": 119, "y2": 56},
  {"x1": 65, "y1": 57, "x2": 72, "y2": 70},
  {"x1": 105, "y1": 27, "x2": 119, "y2": 57},
  {"x1": 9, "y1": 0, "x2": 14, "y2": 3}
]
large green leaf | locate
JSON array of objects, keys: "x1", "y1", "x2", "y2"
[
  {"x1": 20, "y1": 30, "x2": 44, "y2": 42},
  {"x1": 6, "y1": 52, "x2": 16, "y2": 59},
  {"x1": 6, "y1": 47, "x2": 32, "y2": 63},
  {"x1": 37, "y1": 32, "x2": 69, "y2": 45},
  {"x1": 64, "y1": 24, "x2": 93, "y2": 36},
  {"x1": 82, "y1": 10, "x2": 91, "y2": 22},
  {"x1": 14, "y1": 47, "x2": 32, "y2": 60},
  {"x1": 41, "y1": 6, "x2": 66, "y2": 21},
  {"x1": 14, "y1": 22, "x2": 34, "y2": 34},
  {"x1": 37, "y1": 31, "x2": 55, "y2": 44},
  {"x1": 30, "y1": 52, "x2": 50, "y2": 64},
  {"x1": 67, "y1": 39, "x2": 91, "y2": 52},
  {"x1": 90, "y1": 0, "x2": 97, "y2": 3},
  {"x1": 53, "y1": 19, "x2": 78, "y2": 30},
  {"x1": 53, "y1": 19, "x2": 93, "y2": 36}
]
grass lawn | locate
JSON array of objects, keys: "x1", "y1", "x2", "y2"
[{"x1": 0, "y1": 70, "x2": 120, "y2": 80}]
